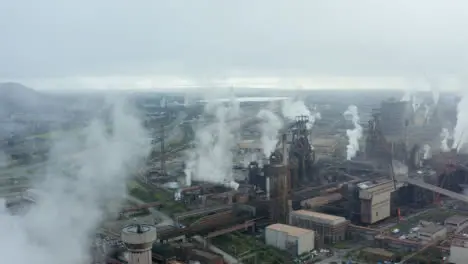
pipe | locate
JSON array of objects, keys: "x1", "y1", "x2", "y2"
[{"x1": 266, "y1": 177, "x2": 271, "y2": 200}]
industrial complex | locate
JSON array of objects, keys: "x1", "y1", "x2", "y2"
[{"x1": 3, "y1": 90, "x2": 468, "y2": 264}]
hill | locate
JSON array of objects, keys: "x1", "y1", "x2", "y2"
[{"x1": 0, "y1": 82, "x2": 65, "y2": 117}]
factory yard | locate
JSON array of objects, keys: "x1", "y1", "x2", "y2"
[{"x1": 4, "y1": 91, "x2": 468, "y2": 264}]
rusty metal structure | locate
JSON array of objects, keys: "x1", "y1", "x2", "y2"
[
  {"x1": 288, "y1": 115, "x2": 316, "y2": 188},
  {"x1": 366, "y1": 98, "x2": 442, "y2": 169}
]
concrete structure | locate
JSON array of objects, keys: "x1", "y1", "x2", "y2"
[
  {"x1": 417, "y1": 224, "x2": 447, "y2": 243},
  {"x1": 450, "y1": 235, "x2": 468, "y2": 264},
  {"x1": 265, "y1": 223, "x2": 315, "y2": 256},
  {"x1": 357, "y1": 179, "x2": 395, "y2": 224},
  {"x1": 445, "y1": 215, "x2": 468, "y2": 230},
  {"x1": 121, "y1": 224, "x2": 157, "y2": 264},
  {"x1": 289, "y1": 210, "x2": 348, "y2": 245}
]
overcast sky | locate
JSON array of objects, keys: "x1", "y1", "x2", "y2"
[{"x1": 1, "y1": 0, "x2": 468, "y2": 90}]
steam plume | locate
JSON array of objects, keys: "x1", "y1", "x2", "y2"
[
  {"x1": 441, "y1": 128, "x2": 451, "y2": 152},
  {"x1": 423, "y1": 104, "x2": 431, "y2": 122},
  {"x1": 0, "y1": 97, "x2": 150, "y2": 264},
  {"x1": 452, "y1": 91, "x2": 468, "y2": 152},
  {"x1": 257, "y1": 109, "x2": 283, "y2": 157},
  {"x1": 429, "y1": 80, "x2": 440, "y2": 105},
  {"x1": 184, "y1": 97, "x2": 240, "y2": 189},
  {"x1": 422, "y1": 144, "x2": 432, "y2": 160},
  {"x1": 281, "y1": 98, "x2": 320, "y2": 129},
  {"x1": 343, "y1": 105, "x2": 362, "y2": 160}
]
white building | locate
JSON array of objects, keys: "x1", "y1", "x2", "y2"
[
  {"x1": 265, "y1": 223, "x2": 315, "y2": 256},
  {"x1": 450, "y1": 236, "x2": 468, "y2": 264}
]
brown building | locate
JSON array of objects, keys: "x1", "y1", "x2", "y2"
[
  {"x1": 357, "y1": 179, "x2": 395, "y2": 224},
  {"x1": 289, "y1": 210, "x2": 348, "y2": 245}
]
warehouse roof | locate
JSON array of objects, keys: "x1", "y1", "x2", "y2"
[
  {"x1": 445, "y1": 215, "x2": 468, "y2": 226},
  {"x1": 267, "y1": 223, "x2": 313, "y2": 237},
  {"x1": 419, "y1": 224, "x2": 446, "y2": 235},
  {"x1": 292, "y1": 210, "x2": 346, "y2": 220}
]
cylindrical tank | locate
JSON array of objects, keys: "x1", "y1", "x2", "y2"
[{"x1": 121, "y1": 224, "x2": 157, "y2": 264}]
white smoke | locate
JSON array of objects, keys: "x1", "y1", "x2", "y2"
[
  {"x1": 281, "y1": 98, "x2": 320, "y2": 129},
  {"x1": 184, "y1": 97, "x2": 240, "y2": 189},
  {"x1": 401, "y1": 91, "x2": 412, "y2": 102},
  {"x1": 0, "y1": 97, "x2": 151, "y2": 264},
  {"x1": 441, "y1": 128, "x2": 451, "y2": 152},
  {"x1": 423, "y1": 104, "x2": 431, "y2": 122},
  {"x1": 422, "y1": 144, "x2": 432, "y2": 160},
  {"x1": 392, "y1": 160, "x2": 409, "y2": 179},
  {"x1": 257, "y1": 109, "x2": 283, "y2": 157},
  {"x1": 400, "y1": 87, "x2": 421, "y2": 112},
  {"x1": 452, "y1": 91, "x2": 468, "y2": 152},
  {"x1": 343, "y1": 105, "x2": 363, "y2": 160}
]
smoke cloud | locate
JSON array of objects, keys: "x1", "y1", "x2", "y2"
[
  {"x1": 184, "y1": 97, "x2": 241, "y2": 189},
  {"x1": 281, "y1": 98, "x2": 320, "y2": 129},
  {"x1": 452, "y1": 91, "x2": 468, "y2": 152},
  {"x1": 423, "y1": 144, "x2": 432, "y2": 160},
  {"x1": 344, "y1": 105, "x2": 363, "y2": 160},
  {"x1": 0, "y1": 97, "x2": 151, "y2": 264},
  {"x1": 429, "y1": 79, "x2": 440, "y2": 105},
  {"x1": 257, "y1": 109, "x2": 283, "y2": 157},
  {"x1": 441, "y1": 128, "x2": 451, "y2": 152}
]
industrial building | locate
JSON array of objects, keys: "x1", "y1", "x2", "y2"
[
  {"x1": 417, "y1": 223, "x2": 447, "y2": 243},
  {"x1": 357, "y1": 179, "x2": 395, "y2": 224},
  {"x1": 265, "y1": 223, "x2": 315, "y2": 256},
  {"x1": 289, "y1": 210, "x2": 348, "y2": 245},
  {"x1": 445, "y1": 215, "x2": 468, "y2": 230},
  {"x1": 450, "y1": 234, "x2": 468, "y2": 264}
]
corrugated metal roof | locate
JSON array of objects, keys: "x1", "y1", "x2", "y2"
[
  {"x1": 291, "y1": 210, "x2": 346, "y2": 221},
  {"x1": 267, "y1": 223, "x2": 313, "y2": 237}
]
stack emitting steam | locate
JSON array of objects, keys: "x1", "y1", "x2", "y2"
[
  {"x1": 344, "y1": 105, "x2": 363, "y2": 160},
  {"x1": 452, "y1": 91, "x2": 468, "y2": 152},
  {"x1": 281, "y1": 98, "x2": 321, "y2": 129},
  {"x1": 441, "y1": 128, "x2": 451, "y2": 152},
  {"x1": 400, "y1": 89, "x2": 421, "y2": 112},
  {"x1": 257, "y1": 109, "x2": 283, "y2": 157},
  {"x1": 0, "y1": 97, "x2": 151, "y2": 264},
  {"x1": 184, "y1": 97, "x2": 240, "y2": 189}
]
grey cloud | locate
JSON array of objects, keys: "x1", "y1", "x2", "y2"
[{"x1": 1, "y1": 0, "x2": 468, "y2": 79}]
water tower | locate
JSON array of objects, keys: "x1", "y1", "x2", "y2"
[{"x1": 121, "y1": 223, "x2": 157, "y2": 264}]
